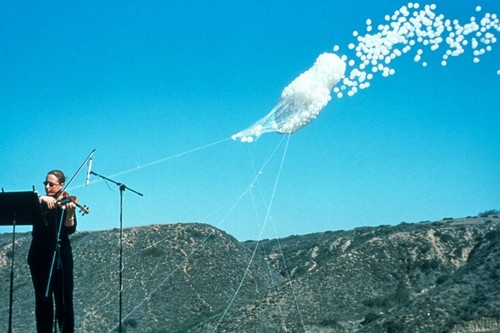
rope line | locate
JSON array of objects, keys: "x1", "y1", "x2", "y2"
[
  {"x1": 104, "y1": 136, "x2": 288, "y2": 333},
  {"x1": 211, "y1": 134, "x2": 291, "y2": 332},
  {"x1": 70, "y1": 137, "x2": 231, "y2": 191}
]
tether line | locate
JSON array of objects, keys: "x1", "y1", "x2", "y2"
[{"x1": 211, "y1": 134, "x2": 292, "y2": 332}]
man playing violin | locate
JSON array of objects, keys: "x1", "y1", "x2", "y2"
[{"x1": 28, "y1": 170, "x2": 76, "y2": 333}]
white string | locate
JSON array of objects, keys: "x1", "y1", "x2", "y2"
[
  {"x1": 69, "y1": 137, "x2": 231, "y2": 191},
  {"x1": 246, "y1": 142, "x2": 289, "y2": 330},
  {"x1": 250, "y1": 136, "x2": 307, "y2": 333},
  {"x1": 211, "y1": 134, "x2": 291, "y2": 332},
  {"x1": 109, "y1": 137, "x2": 232, "y2": 179},
  {"x1": 104, "y1": 136, "x2": 288, "y2": 333}
]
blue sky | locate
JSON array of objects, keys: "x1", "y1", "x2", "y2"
[{"x1": 1, "y1": 0, "x2": 499, "y2": 241}]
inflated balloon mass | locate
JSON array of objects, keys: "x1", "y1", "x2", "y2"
[
  {"x1": 233, "y1": 3, "x2": 499, "y2": 143},
  {"x1": 232, "y1": 53, "x2": 346, "y2": 143}
]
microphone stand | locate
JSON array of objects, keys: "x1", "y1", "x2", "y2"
[
  {"x1": 89, "y1": 170, "x2": 143, "y2": 333},
  {"x1": 45, "y1": 207, "x2": 66, "y2": 298},
  {"x1": 42, "y1": 149, "x2": 95, "y2": 330}
]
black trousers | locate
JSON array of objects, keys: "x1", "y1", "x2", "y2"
[{"x1": 29, "y1": 246, "x2": 74, "y2": 333}]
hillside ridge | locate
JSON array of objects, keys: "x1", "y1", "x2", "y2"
[{"x1": 1, "y1": 214, "x2": 499, "y2": 332}]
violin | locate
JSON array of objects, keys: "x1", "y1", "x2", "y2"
[{"x1": 57, "y1": 191, "x2": 90, "y2": 215}]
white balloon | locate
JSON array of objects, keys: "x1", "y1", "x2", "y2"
[{"x1": 232, "y1": 53, "x2": 346, "y2": 142}]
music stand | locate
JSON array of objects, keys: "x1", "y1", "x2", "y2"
[{"x1": 0, "y1": 190, "x2": 44, "y2": 333}]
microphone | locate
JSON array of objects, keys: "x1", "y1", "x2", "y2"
[{"x1": 86, "y1": 157, "x2": 93, "y2": 186}]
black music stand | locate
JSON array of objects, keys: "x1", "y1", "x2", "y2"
[{"x1": 0, "y1": 190, "x2": 44, "y2": 333}]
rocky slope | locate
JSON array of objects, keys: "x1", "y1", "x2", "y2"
[{"x1": 1, "y1": 214, "x2": 499, "y2": 332}]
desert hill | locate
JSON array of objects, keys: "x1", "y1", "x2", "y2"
[{"x1": 1, "y1": 213, "x2": 499, "y2": 332}]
